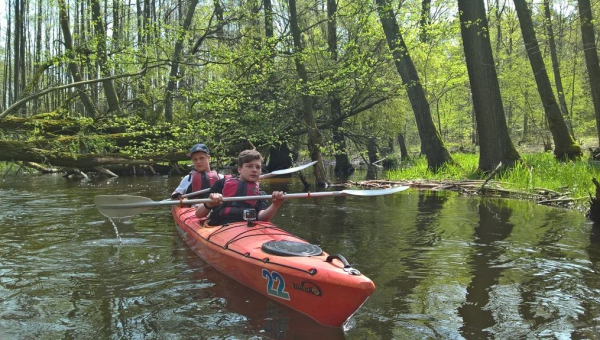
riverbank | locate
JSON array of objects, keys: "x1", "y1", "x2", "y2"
[
  {"x1": 349, "y1": 151, "x2": 600, "y2": 218},
  {"x1": 349, "y1": 178, "x2": 591, "y2": 212}
]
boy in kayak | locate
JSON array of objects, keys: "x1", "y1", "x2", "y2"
[
  {"x1": 196, "y1": 149, "x2": 286, "y2": 225},
  {"x1": 171, "y1": 143, "x2": 223, "y2": 199}
]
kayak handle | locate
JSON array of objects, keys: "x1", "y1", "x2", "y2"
[{"x1": 326, "y1": 254, "x2": 361, "y2": 276}]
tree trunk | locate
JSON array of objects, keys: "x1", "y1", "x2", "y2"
[
  {"x1": 57, "y1": 0, "x2": 99, "y2": 118},
  {"x1": 34, "y1": 0, "x2": 42, "y2": 112},
  {"x1": 333, "y1": 126, "x2": 354, "y2": 175},
  {"x1": 113, "y1": 0, "x2": 121, "y2": 49},
  {"x1": 522, "y1": 112, "x2": 529, "y2": 143},
  {"x1": 164, "y1": 0, "x2": 199, "y2": 123},
  {"x1": 513, "y1": 0, "x2": 581, "y2": 160},
  {"x1": 264, "y1": 0, "x2": 274, "y2": 40},
  {"x1": 13, "y1": 0, "x2": 22, "y2": 107},
  {"x1": 543, "y1": 0, "x2": 573, "y2": 137},
  {"x1": 457, "y1": 0, "x2": 521, "y2": 172},
  {"x1": 143, "y1": 0, "x2": 151, "y2": 45},
  {"x1": 91, "y1": 0, "x2": 122, "y2": 115},
  {"x1": 578, "y1": 0, "x2": 600, "y2": 147},
  {"x1": 366, "y1": 137, "x2": 379, "y2": 180},
  {"x1": 267, "y1": 142, "x2": 293, "y2": 173},
  {"x1": 327, "y1": 0, "x2": 354, "y2": 176},
  {"x1": 288, "y1": 0, "x2": 328, "y2": 186},
  {"x1": 214, "y1": 0, "x2": 224, "y2": 39},
  {"x1": 375, "y1": 0, "x2": 453, "y2": 170},
  {"x1": 493, "y1": 0, "x2": 504, "y2": 69},
  {"x1": 3, "y1": 2, "x2": 12, "y2": 112},
  {"x1": 13, "y1": 0, "x2": 28, "y2": 115},
  {"x1": 397, "y1": 132, "x2": 409, "y2": 160},
  {"x1": 419, "y1": 0, "x2": 431, "y2": 43}
]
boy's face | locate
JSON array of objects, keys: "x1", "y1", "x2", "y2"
[
  {"x1": 191, "y1": 152, "x2": 210, "y2": 173},
  {"x1": 238, "y1": 159, "x2": 261, "y2": 182}
]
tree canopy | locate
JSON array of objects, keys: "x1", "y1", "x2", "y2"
[{"x1": 0, "y1": 0, "x2": 598, "y2": 177}]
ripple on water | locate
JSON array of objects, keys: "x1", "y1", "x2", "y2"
[{"x1": 83, "y1": 238, "x2": 148, "y2": 246}]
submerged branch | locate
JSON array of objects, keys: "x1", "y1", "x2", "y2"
[{"x1": 346, "y1": 179, "x2": 588, "y2": 211}]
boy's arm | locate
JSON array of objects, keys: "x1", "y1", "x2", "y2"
[
  {"x1": 171, "y1": 175, "x2": 191, "y2": 199},
  {"x1": 257, "y1": 191, "x2": 285, "y2": 222},
  {"x1": 195, "y1": 179, "x2": 224, "y2": 218}
]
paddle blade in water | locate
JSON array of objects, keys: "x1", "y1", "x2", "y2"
[{"x1": 94, "y1": 195, "x2": 156, "y2": 218}]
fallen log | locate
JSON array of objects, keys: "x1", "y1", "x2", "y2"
[{"x1": 0, "y1": 139, "x2": 186, "y2": 172}]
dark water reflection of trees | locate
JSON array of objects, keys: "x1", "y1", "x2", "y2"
[{"x1": 0, "y1": 175, "x2": 598, "y2": 339}]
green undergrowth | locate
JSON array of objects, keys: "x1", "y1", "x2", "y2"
[{"x1": 385, "y1": 152, "x2": 600, "y2": 203}]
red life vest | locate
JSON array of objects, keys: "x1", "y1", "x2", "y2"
[
  {"x1": 188, "y1": 170, "x2": 220, "y2": 193},
  {"x1": 211, "y1": 178, "x2": 261, "y2": 224}
]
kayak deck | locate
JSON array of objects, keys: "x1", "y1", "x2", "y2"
[{"x1": 172, "y1": 205, "x2": 376, "y2": 327}]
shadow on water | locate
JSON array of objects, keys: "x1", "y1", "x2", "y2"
[{"x1": 458, "y1": 199, "x2": 514, "y2": 338}]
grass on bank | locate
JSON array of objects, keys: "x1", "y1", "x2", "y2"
[{"x1": 385, "y1": 152, "x2": 600, "y2": 203}]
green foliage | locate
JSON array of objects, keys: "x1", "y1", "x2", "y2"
[
  {"x1": 387, "y1": 153, "x2": 478, "y2": 181},
  {"x1": 498, "y1": 152, "x2": 598, "y2": 199},
  {"x1": 1, "y1": 0, "x2": 599, "y2": 165},
  {"x1": 387, "y1": 152, "x2": 600, "y2": 201}
]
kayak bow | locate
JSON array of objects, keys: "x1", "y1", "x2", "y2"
[{"x1": 172, "y1": 205, "x2": 376, "y2": 327}]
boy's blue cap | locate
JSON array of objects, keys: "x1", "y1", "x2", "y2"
[{"x1": 187, "y1": 143, "x2": 210, "y2": 156}]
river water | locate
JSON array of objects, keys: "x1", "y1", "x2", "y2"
[{"x1": 0, "y1": 173, "x2": 598, "y2": 339}]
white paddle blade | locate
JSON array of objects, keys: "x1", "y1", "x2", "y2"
[
  {"x1": 261, "y1": 161, "x2": 318, "y2": 178},
  {"x1": 340, "y1": 186, "x2": 410, "y2": 196},
  {"x1": 94, "y1": 195, "x2": 157, "y2": 218}
]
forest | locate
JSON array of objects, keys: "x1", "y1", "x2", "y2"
[{"x1": 0, "y1": 0, "x2": 599, "y2": 185}]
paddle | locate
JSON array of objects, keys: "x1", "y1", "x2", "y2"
[
  {"x1": 95, "y1": 186, "x2": 410, "y2": 218},
  {"x1": 180, "y1": 161, "x2": 318, "y2": 199}
]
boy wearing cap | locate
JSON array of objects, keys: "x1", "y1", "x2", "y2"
[
  {"x1": 171, "y1": 143, "x2": 222, "y2": 199},
  {"x1": 196, "y1": 149, "x2": 285, "y2": 225}
]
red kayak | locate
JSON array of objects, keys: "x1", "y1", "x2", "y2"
[{"x1": 172, "y1": 205, "x2": 376, "y2": 327}]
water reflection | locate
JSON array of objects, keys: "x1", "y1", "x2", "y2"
[
  {"x1": 181, "y1": 245, "x2": 345, "y2": 339},
  {"x1": 1, "y1": 175, "x2": 599, "y2": 339},
  {"x1": 575, "y1": 224, "x2": 600, "y2": 337},
  {"x1": 458, "y1": 199, "x2": 514, "y2": 338}
]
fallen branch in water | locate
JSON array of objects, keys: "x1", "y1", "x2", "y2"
[{"x1": 346, "y1": 179, "x2": 586, "y2": 210}]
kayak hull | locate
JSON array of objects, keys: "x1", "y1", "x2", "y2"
[{"x1": 172, "y1": 206, "x2": 375, "y2": 327}]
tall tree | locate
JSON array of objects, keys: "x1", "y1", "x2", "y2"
[
  {"x1": 457, "y1": 0, "x2": 521, "y2": 172},
  {"x1": 2, "y1": 0, "x2": 12, "y2": 112},
  {"x1": 263, "y1": 0, "x2": 273, "y2": 41},
  {"x1": 543, "y1": 0, "x2": 572, "y2": 137},
  {"x1": 13, "y1": 0, "x2": 25, "y2": 110},
  {"x1": 513, "y1": 0, "x2": 581, "y2": 160},
  {"x1": 420, "y1": 0, "x2": 432, "y2": 43},
  {"x1": 288, "y1": 0, "x2": 327, "y2": 186},
  {"x1": 33, "y1": 0, "x2": 43, "y2": 112},
  {"x1": 57, "y1": 0, "x2": 100, "y2": 118},
  {"x1": 164, "y1": 0, "x2": 199, "y2": 123},
  {"x1": 578, "y1": 0, "x2": 600, "y2": 147},
  {"x1": 91, "y1": 0, "x2": 122, "y2": 115},
  {"x1": 328, "y1": 0, "x2": 353, "y2": 176},
  {"x1": 375, "y1": 0, "x2": 453, "y2": 170}
]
